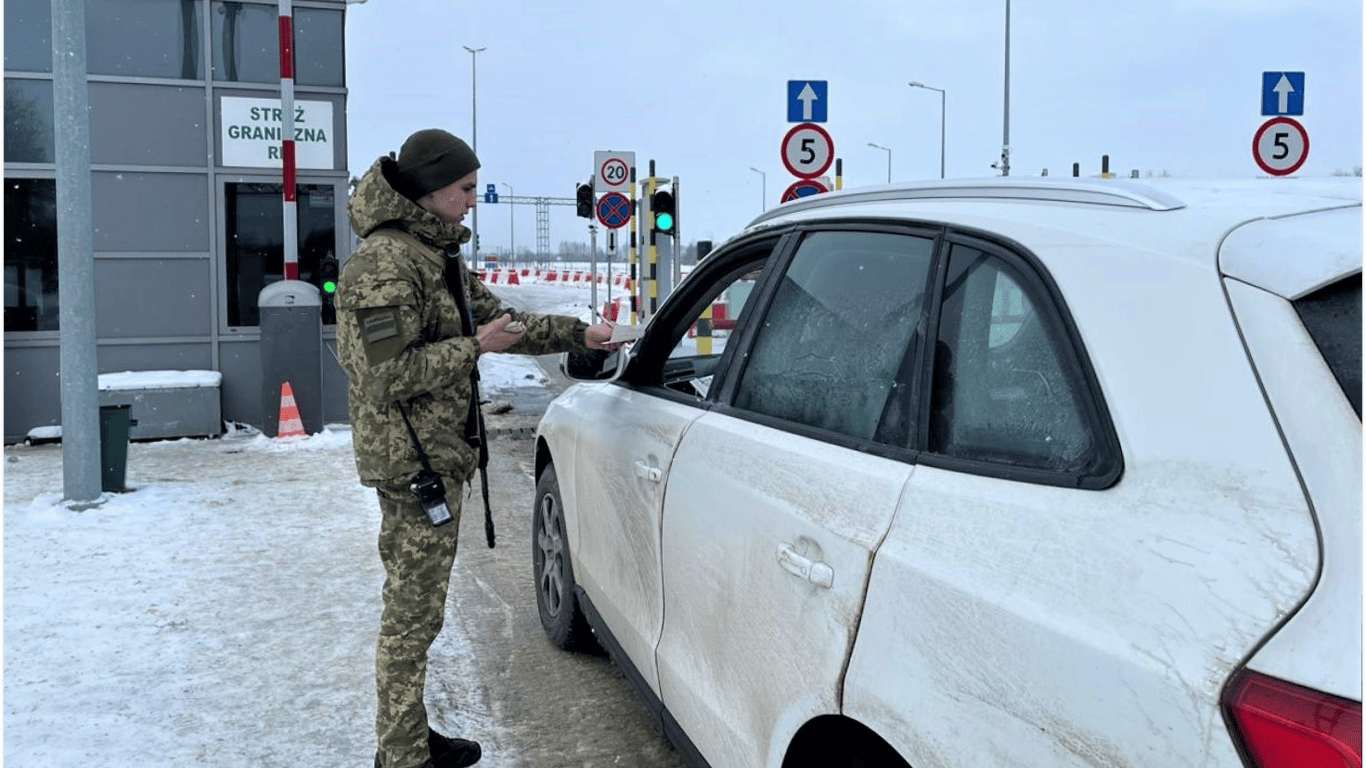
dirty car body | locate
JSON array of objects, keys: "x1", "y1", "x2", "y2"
[{"x1": 531, "y1": 178, "x2": 1362, "y2": 768}]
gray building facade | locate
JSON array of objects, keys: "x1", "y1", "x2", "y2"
[{"x1": 5, "y1": 0, "x2": 353, "y2": 443}]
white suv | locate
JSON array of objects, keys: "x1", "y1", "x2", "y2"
[{"x1": 531, "y1": 178, "x2": 1361, "y2": 768}]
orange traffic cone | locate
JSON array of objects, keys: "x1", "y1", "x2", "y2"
[{"x1": 276, "y1": 381, "x2": 307, "y2": 438}]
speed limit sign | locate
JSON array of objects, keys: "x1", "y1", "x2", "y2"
[
  {"x1": 594, "y1": 151, "x2": 634, "y2": 193},
  {"x1": 1252, "y1": 117, "x2": 1310, "y2": 176},
  {"x1": 781, "y1": 122, "x2": 834, "y2": 179}
]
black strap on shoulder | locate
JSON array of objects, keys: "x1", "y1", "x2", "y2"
[{"x1": 442, "y1": 256, "x2": 496, "y2": 549}]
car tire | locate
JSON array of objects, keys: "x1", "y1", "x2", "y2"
[{"x1": 532, "y1": 464, "x2": 598, "y2": 653}]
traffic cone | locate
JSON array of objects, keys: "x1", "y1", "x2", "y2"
[{"x1": 276, "y1": 381, "x2": 307, "y2": 438}]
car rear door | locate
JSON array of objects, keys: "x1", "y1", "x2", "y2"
[
  {"x1": 655, "y1": 227, "x2": 937, "y2": 768},
  {"x1": 843, "y1": 230, "x2": 1319, "y2": 768}
]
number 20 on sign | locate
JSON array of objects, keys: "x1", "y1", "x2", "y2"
[{"x1": 781, "y1": 122, "x2": 835, "y2": 179}]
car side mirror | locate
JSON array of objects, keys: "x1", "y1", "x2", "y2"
[{"x1": 560, "y1": 347, "x2": 622, "y2": 381}]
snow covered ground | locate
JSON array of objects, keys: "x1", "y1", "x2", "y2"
[{"x1": 2, "y1": 282, "x2": 620, "y2": 767}]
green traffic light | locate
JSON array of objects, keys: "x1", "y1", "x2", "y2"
[
  {"x1": 323, "y1": 280, "x2": 337, "y2": 294},
  {"x1": 656, "y1": 212, "x2": 674, "y2": 232}
]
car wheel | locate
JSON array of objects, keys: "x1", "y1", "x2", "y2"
[{"x1": 532, "y1": 464, "x2": 598, "y2": 653}]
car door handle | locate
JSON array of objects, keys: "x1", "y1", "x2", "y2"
[
  {"x1": 776, "y1": 543, "x2": 834, "y2": 589},
  {"x1": 633, "y1": 460, "x2": 662, "y2": 483}
]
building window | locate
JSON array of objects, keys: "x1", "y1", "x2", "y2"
[
  {"x1": 212, "y1": 3, "x2": 344, "y2": 87},
  {"x1": 4, "y1": 178, "x2": 59, "y2": 332},
  {"x1": 224, "y1": 182, "x2": 336, "y2": 327},
  {"x1": 3, "y1": 0, "x2": 52, "y2": 73},
  {"x1": 86, "y1": 0, "x2": 203, "y2": 80},
  {"x1": 4, "y1": 80, "x2": 55, "y2": 163}
]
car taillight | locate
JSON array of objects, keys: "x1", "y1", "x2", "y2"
[{"x1": 1223, "y1": 668, "x2": 1362, "y2": 768}]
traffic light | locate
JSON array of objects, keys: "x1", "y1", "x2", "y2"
[
  {"x1": 576, "y1": 180, "x2": 594, "y2": 218},
  {"x1": 319, "y1": 256, "x2": 339, "y2": 296},
  {"x1": 318, "y1": 255, "x2": 339, "y2": 324},
  {"x1": 651, "y1": 182, "x2": 675, "y2": 234}
]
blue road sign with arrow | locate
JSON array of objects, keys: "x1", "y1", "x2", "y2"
[
  {"x1": 788, "y1": 80, "x2": 828, "y2": 123},
  {"x1": 1262, "y1": 72, "x2": 1304, "y2": 116},
  {"x1": 483, "y1": 183, "x2": 498, "y2": 204}
]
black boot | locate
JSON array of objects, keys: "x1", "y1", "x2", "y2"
[{"x1": 428, "y1": 729, "x2": 481, "y2": 768}]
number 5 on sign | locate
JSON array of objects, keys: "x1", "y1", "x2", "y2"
[
  {"x1": 1252, "y1": 117, "x2": 1309, "y2": 177},
  {"x1": 781, "y1": 123, "x2": 834, "y2": 179}
]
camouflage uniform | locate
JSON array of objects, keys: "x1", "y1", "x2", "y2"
[{"x1": 337, "y1": 155, "x2": 589, "y2": 768}]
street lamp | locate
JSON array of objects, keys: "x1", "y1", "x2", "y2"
[
  {"x1": 908, "y1": 81, "x2": 946, "y2": 179},
  {"x1": 501, "y1": 182, "x2": 514, "y2": 261},
  {"x1": 993, "y1": 0, "x2": 1011, "y2": 176},
  {"x1": 463, "y1": 45, "x2": 486, "y2": 261},
  {"x1": 868, "y1": 142, "x2": 892, "y2": 183},
  {"x1": 749, "y1": 167, "x2": 766, "y2": 211}
]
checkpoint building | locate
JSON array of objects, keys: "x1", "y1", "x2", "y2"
[{"x1": 4, "y1": 0, "x2": 354, "y2": 443}]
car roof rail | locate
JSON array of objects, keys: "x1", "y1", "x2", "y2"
[{"x1": 748, "y1": 177, "x2": 1188, "y2": 227}]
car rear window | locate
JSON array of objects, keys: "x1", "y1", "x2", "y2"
[{"x1": 1294, "y1": 273, "x2": 1361, "y2": 418}]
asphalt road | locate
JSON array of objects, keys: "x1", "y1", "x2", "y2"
[{"x1": 430, "y1": 355, "x2": 690, "y2": 768}]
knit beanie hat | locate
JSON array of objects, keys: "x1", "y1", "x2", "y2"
[{"x1": 393, "y1": 129, "x2": 480, "y2": 201}]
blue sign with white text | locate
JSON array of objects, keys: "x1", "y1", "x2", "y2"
[
  {"x1": 787, "y1": 80, "x2": 828, "y2": 123},
  {"x1": 1262, "y1": 71, "x2": 1304, "y2": 116}
]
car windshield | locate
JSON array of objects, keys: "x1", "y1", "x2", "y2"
[{"x1": 1294, "y1": 273, "x2": 1362, "y2": 419}]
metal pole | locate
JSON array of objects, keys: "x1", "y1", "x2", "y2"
[
  {"x1": 671, "y1": 175, "x2": 680, "y2": 290},
  {"x1": 909, "y1": 82, "x2": 947, "y2": 179},
  {"x1": 501, "y1": 182, "x2": 513, "y2": 261},
  {"x1": 1001, "y1": 0, "x2": 1011, "y2": 176},
  {"x1": 463, "y1": 45, "x2": 485, "y2": 262},
  {"x1": 940, "y1": 89, "x2": 947, "y2": 179},
  {"x1": 589, "y1": 223, "x2": 599, "y2": 321},
  {"x1": 279, "y1": 0, "x2": 298, "y2": 278},
  {"x1": 868, "y1": 142, "x2": 892, "y2": 183},
  {"x1": 749, "y1": 166, "x2": 766, "y2": 210},
  {"x1": 53, "y1": 0, "x2": 101, "y2": 502}
]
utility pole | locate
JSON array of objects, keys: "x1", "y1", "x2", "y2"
[{"x1": 53, "y1": 0, "x2": 101, "y2": 502}]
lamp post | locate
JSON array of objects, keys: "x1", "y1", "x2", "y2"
[
  {"x1": 501, "y1": 182, "x2": 513, "y2": 261},
  {"x1": 908, "y1": 81, "x2": 946, "y2": 179},
  {"x1": 463, "y1": 45, "x2": 485, "y2": 261},
  {"x1": 868, "y1": 142, "x2": 892, "y2": 183},
  {"x1": 997, "y1": 0, "x2": 1011, "y2": 176},
  {"x1": 749, "y1": 167, "x2": 766, "y2": 211}
]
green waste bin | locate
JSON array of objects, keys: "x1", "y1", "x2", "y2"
[{"x1": 99, "y1": 404, "x2": 135, "y2": 492}]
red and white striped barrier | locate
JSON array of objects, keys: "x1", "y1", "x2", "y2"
[{"x1": 475, "y1": 269, "x2": 522, "y2": 285}]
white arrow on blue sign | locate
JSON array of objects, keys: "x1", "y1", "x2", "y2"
[
  {"x1": 788, "y1": 80, "x2": 828, "y2": 123},
  {"x1": 483, "y1": 183, "x2": 498, "y2": 204},
  {"x1": 1262, "y1": 71, "x2": 1304, "y2": 116}
]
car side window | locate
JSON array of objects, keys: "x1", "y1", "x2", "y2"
[
  {"x1": 733, "y1": 230, "x2": 934, "y2": 442},
  {"x1": 928, "y1": 243, "x2": 1095, "y2": 472},
  {"x1": 661, "y1": 263, "x2": 766, "y2": 399}
]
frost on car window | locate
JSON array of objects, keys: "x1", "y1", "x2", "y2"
[
  {"x1": 734, "y1": 231, "x2": 933, "y2": 442},
  {"x1": 929, "y1": 244, "x2": 1094, "y2": 472}
]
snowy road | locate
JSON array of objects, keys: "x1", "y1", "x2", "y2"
[{"x1": 3, "y1": 280, "x2": 688, "y2": 767}]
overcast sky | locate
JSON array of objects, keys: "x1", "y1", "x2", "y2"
[{"x1": 343, "y1": 0, "x2": 1363, "y2": 253}]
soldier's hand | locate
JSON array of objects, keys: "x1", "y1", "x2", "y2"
[
  {"x1": 584, "y1": 322, "x2": 618, "y2": 351},
  {"x1": 477, "y1": 314, "x2": 526, "y2": 353}
]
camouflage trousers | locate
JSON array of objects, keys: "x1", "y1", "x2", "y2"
[{"x1": 374, "y1": 476, "x2": 464, "y2": 768}]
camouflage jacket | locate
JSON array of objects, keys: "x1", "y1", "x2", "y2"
[{"x1": 336, "y1": 156, "x2": 590, "y2": 489}]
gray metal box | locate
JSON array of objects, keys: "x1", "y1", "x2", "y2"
[{"x1": 98, "y1": 371, "x2": 223, "y2": 440}]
